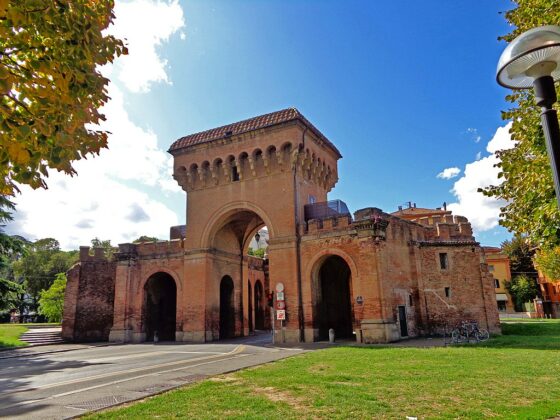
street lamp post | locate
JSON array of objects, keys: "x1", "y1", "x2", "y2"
[{"x1": 497, "y1": 25, "x2": 560, "y2": 208}]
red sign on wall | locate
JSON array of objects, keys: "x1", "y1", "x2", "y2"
[{"x1": 276, "y1": 301, "x2": 286, "y2": 310}]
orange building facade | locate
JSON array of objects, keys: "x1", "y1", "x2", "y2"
[
  {"x1": 482, "y1": 247, "x2": 515, "y2": 314},
  {"x1": 538, "y1": 272, "x2": 560, "y2": 318},
  {"x1": 62, "y1": 109, "x2": 500, "y2": 344}
]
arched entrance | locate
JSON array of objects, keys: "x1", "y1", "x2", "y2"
[
  {"x1": 248, "y1": 280, "x2": 253, "y2": 333},
  {"x1": 144, "y1": 272, "x2": 177, "y2": 341},
  {"x1": 206, "y1": 207, "x2": 270, "y2": 340},
  {"x1": 254, "y1": 280, "x2": 265, "y2": 330},
  {"x1": 316, "y1": 255, "x2": 353, "y2": 340},
  {"x1": 220, "y1": 275, "x2": 235, "y2": 339}
]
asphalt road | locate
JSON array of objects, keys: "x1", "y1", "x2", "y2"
[{"x1": 0, "y1": 332, "x2": 306, "y2": 419}]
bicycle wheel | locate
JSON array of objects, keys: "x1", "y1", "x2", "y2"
[
  {"x1": 476, "y1": 329, "x2": 489, "y2": 341},
  {"x1": 451, "y1": 329, "x2": 465, "y2": 343}
]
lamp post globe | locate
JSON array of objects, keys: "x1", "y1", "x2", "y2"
[{"x1": 497, "y1": 25, "x2": 560, "y2": 208}]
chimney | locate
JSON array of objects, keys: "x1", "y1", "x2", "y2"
[
  {"x1": 398, "y1": 205, "x2": 403, "y2": 211},
  {"x1": 443, "y1": 201, "x2": 447, "y2": 211},
  {"x1": 413, "y1": 203, "x2": 417, "y2": 208}
]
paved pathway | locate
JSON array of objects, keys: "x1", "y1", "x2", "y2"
[{"x1": 0, "y1": 332, "x2": 306, "y2": 419}]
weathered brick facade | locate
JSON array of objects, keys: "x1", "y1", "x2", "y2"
[{"x1": 62, "y1": 108, "x2": 500, "y2": 343}]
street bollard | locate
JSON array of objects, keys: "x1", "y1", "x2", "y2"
[
  {"x1": 328, "y1": 328, "x2": 335, "y2": 344},
  {"x1": 154, "y1": 331, "x2": 159, "y2": 343}
]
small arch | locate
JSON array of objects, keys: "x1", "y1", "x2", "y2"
[
  {"x1": 266, "y1": 145, "x2": 278, "y2": 171},
  {"x1": 220, "y1": 275, "x2": 235, "y2": 339},
  {"x1": 315, "y1": 255, "x2": 354, "y2": 340},
  {"x1": 254, "y1": 280, "x2": 265, "y2": 330},
  {"x1": 143, "y1": 272, "x2": 177, "y2": 342},
  {"x1": 212, "y1": 158, "x2": 224, "y2": 184},
  {"x1": 248, "y1": 280, "x2": 253, "y2": 333},
  {"x1": 201, "y1": 160, "x2": 210, "y2": 183}
]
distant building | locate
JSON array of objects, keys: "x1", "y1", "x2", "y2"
[
  {"x1": 483, "y1": 247, "x2": 515, "y2": 314},
  {"x1": 537, "y1": 272, "x2": 560, "y2": 318}
]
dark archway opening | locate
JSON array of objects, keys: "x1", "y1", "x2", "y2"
[
  {"x1": 220, "y1": 275, "x2": 235, "y2": 339},
  {"x1": 254, "y1": 280, "x2": 265, "y2": 330},
  {"x1": 317, "y1": 255, "x2": 353, "y2": 340},
  {"x1": 144, "y1": 272, "x2": 176, "y2": 342},
  {"x1": 248, "y1": 281, "x2": 253, "y2": 333}
]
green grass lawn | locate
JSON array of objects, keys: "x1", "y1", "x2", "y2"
[
  {"x1": 87, "y1": 319, "x2": 560, "y2": 419},
  {"x1": 0, "y1": 324, "x2": 29, "y2": 348}
]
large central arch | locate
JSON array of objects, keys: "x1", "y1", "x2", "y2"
[{"x1": 202, "y1": 204, "x2": 273, "y2": 340}]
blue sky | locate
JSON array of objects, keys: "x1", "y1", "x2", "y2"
[{"x1": 9, "y1": 0, "x2": 518, "y2": 248}]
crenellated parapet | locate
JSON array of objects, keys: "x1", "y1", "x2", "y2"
[
  {"x1": 172, "y1": 143, "x2": 338, "y2": 193},
  {"x1": 114, "y1": 240, "x2": 185, "y2": 262},
  {"x1": 79, "y1": 246, "x2": 111, "y2": 262}
]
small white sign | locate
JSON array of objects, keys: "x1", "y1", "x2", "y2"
[
  {"x1": 276, "y1": 291, "x2": 284, "y2": 301},
  {"x1": 275, "y1": 282, "x2": 285, "y2": 292},
  {"x1": 276, "y1": 309, "x2": 286, "y2": 320}
]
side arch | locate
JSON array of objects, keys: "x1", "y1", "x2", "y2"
[
  {"x1": 304, "y1": 248, "x2": 359, "y2": 283},
  {"x1": 140, "y1": 267, "x2": 183, "y2": 295}
]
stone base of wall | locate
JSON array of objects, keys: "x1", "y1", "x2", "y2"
[
  {"x1": 108, "y1": 328, "x2": 132, "y2": 343},
  {"x1": 360, "y1": 319, "x2": 400, "y2": 343}
]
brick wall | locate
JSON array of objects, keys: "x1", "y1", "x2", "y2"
[{"x1": 62, "y1": 247, "x2": 116, "y2": 342}]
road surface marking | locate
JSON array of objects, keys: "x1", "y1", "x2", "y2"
[
  {"x1": 1, "y1": 345, "x2": 243, "y2": 395},
  {"x1": 0, "y1": 353, "x2": 251, "y2": 410}
]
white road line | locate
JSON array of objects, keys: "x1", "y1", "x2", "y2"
[
  {"x1": 1, "y1": 345, "x2": 244, "y2": 395},
  {"x1": 78, "y1": 350, "x2": 227, "y2": 363}
]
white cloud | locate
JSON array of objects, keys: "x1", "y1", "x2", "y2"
[
  {"x1": 447, "y1": 122, "x2": 515, "y2": 232},
  {"x1": 7, "y1": 0, "x2": 185, "y2": 250},
  {"x1": 437, "y1": 167, "x2": 461, "y2": 180},
  {"x1": 466, "y1": 127, "x2": 482, "y2": 143},
  {"x1": 8, "y1": 171, "x2": 179, "y2": 250},
  {"x1": 109, "y1": 0, "x2": 185, "y2": 93}
]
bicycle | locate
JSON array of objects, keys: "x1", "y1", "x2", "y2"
[{"x1": 450, "y1": 320, "x2": 489, "y2": 343}]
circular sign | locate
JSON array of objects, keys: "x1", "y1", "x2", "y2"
[
  {"x1": 275, "y1": 282, "x2": 285, "y2": 292},
  {"x1": 276, "y1": 301, "x2": 286, "y2": 310}
]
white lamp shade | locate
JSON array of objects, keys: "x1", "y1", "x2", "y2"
[{"x1": 497, "y1": 25, "x2": 560, "y2": 89}]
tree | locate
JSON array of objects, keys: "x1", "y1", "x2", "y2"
[
  {"x1": 38, "y1": 272, "x2": 66, "y2": 322},
  {"x1": 481, "y1": 1, "x2": 560, "y2": 277},
  {"x1": 0, "y1": 195, "x2": 27, "y2": 315},
  {"x1": 91, "y1": 237, "x2": 115, "y2": 258},
  {"x1": 481, "y1": 4, "x2": 560, "y2": 244},
  {"x1": 0, "y1": 1, "x2": 127, "y2": 195},
  {"x1": 505, "y1": 274, "x2": 539, "y2": 311},
  {"x1": 534, "y1": 246, "x2": 560, "y2": 280},
  {"x1": 0, "y1": 277, "x2": 23, "y2": 311},
  {"x1": 12, "y1": 238, "x2": 77, "y2": 300},
  {"x1": 248, "y1": 247, "x2": 266, "y2": 258},
  {"x1": 501, "y1": 235, "x2": 537, "y2": 275},
  {"x1": 133, "y1": 236, "x2": 160, "y2": 243}
]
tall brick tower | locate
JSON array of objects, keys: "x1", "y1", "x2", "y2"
[{"x1": 168, "y1": 108, "x2": 341, "y2": 342}]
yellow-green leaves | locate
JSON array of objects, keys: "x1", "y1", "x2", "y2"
[
  {"x1": 481, "y1": 0, "x2": 560, "y2": 247},
  {"x1": 0, "y1": 0, "x2": 126, "y2": 195}
]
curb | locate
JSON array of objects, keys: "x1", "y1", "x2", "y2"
[{"x1": 0, "y1": 342, "x2": 117, "y2": 360}]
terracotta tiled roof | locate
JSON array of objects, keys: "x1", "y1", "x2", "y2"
[{"x1": 168, "y1": 108, "x2": 341, "y2": 157}]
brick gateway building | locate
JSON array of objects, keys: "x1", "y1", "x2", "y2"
[{"x1": 62, "y1": 108, "x2": 500, "y2": 344}]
